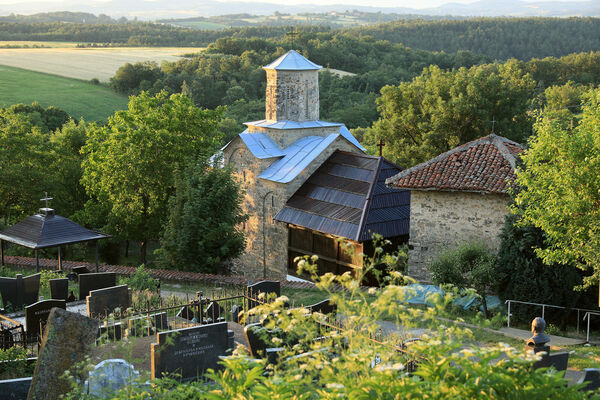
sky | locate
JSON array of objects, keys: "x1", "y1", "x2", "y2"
[{"x1": 0, "y1": 0, "x2": 589, "y2": 8}]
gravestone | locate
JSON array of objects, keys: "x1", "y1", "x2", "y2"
[
  {"x1": 86, "y1": 285, "x2": 130, "y2": 318},
  {"x1": 308, "y1": 299, "x2": 336, "y2": 315},
  {"x1": 0, "y1": 273, "x2": 41, "y2": 309},
  {"x1": 72, "y1": 266, "x2": 90, "y2": 275},
  {"x1": 151, "y1": 321, "x2": 234, "y2": 381},
  {"x1": 244, "y1": 323, "x2": 269, "y2": 358},
  {"x1": 247, "y1": 281, "x2": 280, "y2": 310},
  {"x1": 578, "y1": 368, "x2": 600, "y2": 391},
  {"x1": 86, "y1": 359, "x2": 139, "y2": 397},
  {"x1": 78, "y1": 272, "x2": 116, "y2": 300},
  {"x1": 0, "y1": 377, "x2": 32, "y2": 399},
  {"x1": 231, "y1": 304, "x2": 241, "y2": 323},
  {"x1": 176, "y1": 305, "x2": 197, "y2": 321},
  {"x1": 49, "y1": 278, "x2": 69, "y2": 301},
  {"x1": 205, "y1": 301, "x2": 225, "y2": 322},
  {"x1": 25, "y1": 300, "x2": 66, "y2": 338},
  {"x1": 27, "y1": 308, "x2": 99, "y2": 400},
  {"x1": 533, "y1": 352, "x2": 569, "y2": 371}
]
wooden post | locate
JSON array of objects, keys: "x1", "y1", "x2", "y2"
[
  {"x1": 35, "y1": 250, "x2": 39, "y2": 272},
  {"x1": 57, "y1": 246, "x2": 62, "y2": 272},
  {"x1": 95, "y1": 241, "x2": 99, "y2": 273}
]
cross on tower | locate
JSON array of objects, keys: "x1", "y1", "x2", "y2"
[
  {"x1": 377, "y1": 139, "x2": 386, "y2": 157},
  {"x1": 491, "y1": 116, "x2": 497, "y2": 134},
  {"x1": 40, "y1": 192, "x2": 53, "y2": 209},
  {"x1": 286, "y1": 29, "x2": 299, "y2": 50}
]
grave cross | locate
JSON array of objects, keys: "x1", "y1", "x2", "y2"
[
  {"x1": 286, "y1": 29, "x2": 299, "y2": 50},
  {"x1": 377, "y1": 139, "x2": 386, "y2": 157},
  {"x1": 40, "y1": 192, "x2": 53, "y2": 209}
]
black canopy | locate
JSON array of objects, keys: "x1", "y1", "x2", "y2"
[{"x1": 0, "y1": 208, "x2": 109, "y2": 271}]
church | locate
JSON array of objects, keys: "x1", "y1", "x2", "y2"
[{"x1": 220, "y1": 50, "x2": 410, "y2": 281}]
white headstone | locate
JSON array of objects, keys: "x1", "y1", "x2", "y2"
[{"x1": 86, "y1": 359, "x2": 139, "y2": 397}]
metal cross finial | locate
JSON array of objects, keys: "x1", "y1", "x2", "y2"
[
  {"x1": 491, "y1": 116, "x2": 497, "y2": 134},
  {"x1": 40, "y1": 192, "x2": 53, "y2": 209},
  {"x1": 377, "y1": 139, "x2": 386, "y2": 157},
  {"x1": 287, "y1": 28, "x2": 299, "y2": 50}
]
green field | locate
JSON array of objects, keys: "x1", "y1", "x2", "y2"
[{"x1": 0, "y1": 65, "x2": 128, "y2": 121}]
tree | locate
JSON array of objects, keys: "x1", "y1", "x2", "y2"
[
  {"x1": 363, "y1": 62, "x2": 535, "y2": 167},
  {"x1": 81, "y1": 91, "x2": 223, "y2": 264},
  {"x1": 156, "y1": 158, "x2": 247, "y2": 273},
  {"x1": 0, "y1": 109, "x2": 49, "y2": 223},
  {"x1": 496, "y1": 212, "x2": 592, "y2": 325},
  {"x1": 514, "y1": 88, "x2": 600, "y2": 288},
  {"x1": 429, "y1": 242, "x2": 498, "y2": 318}
]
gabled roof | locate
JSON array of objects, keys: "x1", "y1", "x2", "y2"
[
  {"x1": 385, "y1": 134, "x2": 523, "y2": 195},
  {"x1": 239, "y1": 130, "x2": 284, "y2": 159},
  {"x1": 263, "y1": 50, "x2": 322, "y2": 71},
  {"x1": 274, "y1": 151, "x2": 410, "y2": 242},
  {"x1": 0, "y1": 210, "x2": 109, "y2": 249}
]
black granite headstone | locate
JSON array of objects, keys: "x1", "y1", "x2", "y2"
[
  {"x1": 308, "y1": 299, "x2": 336, "y2": 315},
  {"x1": 0, "y1": 273, "x2": 40, "y2": 309},
  {"x1": 151, "y1": 322, "x2": 234, "y2": 381},
  {"x1": 72, "y1": 266, "x2": 90, "y2": 275},
  {"x1": 244, "y1": 323, "x2": 269, "y2": 358},
  {"x1": 176, "y1": 306, "x2": 197, "y2": 321},
  {"x1": 533, "y1": 352, "x2": 569, "y2": 371},
  {"x1": 205, "y1": 302, "x2": 225, "y2": 321},
  {"x1": 78, "y1": 273, "x2": 116, "y2": 300},
  {"x1": 25, "y1": 300, "x2": 66, "y2": 338},
  {"x1": 578, "y1": 368, "x2": 600, "y2": 391},
  {"x1": 49, "y1": 279, "x2": 69, "y2": 301},
  {"x1": 86, "y1": 285, "x2": 130, "y2": 318},
  {"x1": 247, "y1": 281, "x2": 280, "y2": 310}
]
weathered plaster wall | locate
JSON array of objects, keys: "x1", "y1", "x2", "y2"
[{"x1": 407, "y1": 190, "x2": 510, "y2": 282}]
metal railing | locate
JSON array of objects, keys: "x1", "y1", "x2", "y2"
[
  {"x1": 505, "y1": 299, "x2": 598, "y2": 341},
  {"x1": 583, "y1": 311, "x2": 600, "y2": 342}
]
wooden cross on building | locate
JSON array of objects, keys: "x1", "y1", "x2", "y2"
[
  {"x1": 491, "y1": 116, "x2": 497, "y2": 134},
  {"x1": 286, "y1": 29, "x2": 299, "y2": 50},
  {"x1": 377, "y1": 139, "x2": 385, "y2": 157}
]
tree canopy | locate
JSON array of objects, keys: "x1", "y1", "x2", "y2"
[
  {"x1": 80, "y1": 91, "x2": 223, "y2": 264},
  {"x1": 514, "y1": 88, "x2": 600, "y2": 288}
]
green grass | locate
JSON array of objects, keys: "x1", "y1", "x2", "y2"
[
  {"x1": 176, "y1": 21, "x2": 229, "y2": 30},
  {"x1": 0, "y1": 65, "x2": 128, "y2": 122}
]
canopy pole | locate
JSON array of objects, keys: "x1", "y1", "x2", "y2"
[
  {"x1": 1, "y1": 240, "x2": 4, "y2": 266},
  {"x1": 57, "y1": 246, "x2": 62, "y2": 273},
  {"x1": 95, "y1": 241, "x2": 99, "y2": 273},
  {"x1": 35, "y1": 250, "x2": 39, "y2": 272}
]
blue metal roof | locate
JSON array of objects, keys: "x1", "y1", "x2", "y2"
[
  {"x1": 239, "y1": 131, "x2": 284, "y2": 159},
  {"x1": 259, "y1": 134, "x2": 339, "y2": 183},
  {"x1": 245, "y1": 120, "x2": 342, "y2": 130},
  {"x1": 339, "y1": 125, "x2": 366, "y2": 152},
  {"x1": 263, "y1": 50, "x2": 322, "y2": 71}
]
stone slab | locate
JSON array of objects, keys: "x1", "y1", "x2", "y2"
[
  {"x1": 25, "y1": 300, "x2": 66, "y2": 338},
  {"x1": 0, "y1": 377, "x2": 32, "y2": 400},
  {"x1": 49, "y1": 278, "x2": 69, "y2": 301},
  {"x1": 27, "y1": 308, "x2": 99, "y2": 400},
  {"x1": 78, "y1": 272, "x2": 116, "y2": 301},
  {"x1": 247, "y1": 280, "x2": 280, "y2": 310},
  {"x1": 0, "y1": 274, "x2": 40, "y2": 309},
  {"x1": 86, "y1": 285, "x2": 130, "y2": 318},
  {"x1": 151, "y1": 322, "x2": 234, "y2": 381}
]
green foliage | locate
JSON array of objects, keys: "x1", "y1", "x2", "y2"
[
  {"x1": 80, "y1": 91, "x2": 223, "y2": 264},
  {"x1": 429, "y1": 242, "x2": 499, "y2": 318},
  {"x1": 514, "y1": 87, "x2": 600, "y2": 288},
  {"x1": 121, "y1": 265, "x2": 159, "y2": 292},
  {"x1": 496, "y1": 212, "x2": 592, "y2": 317},
  {"x1": 0, "y1": 347, "x2": 29, "y2": 379},
  {"x1": 364, "y1": 62, "x2": 536, "y2": 167},
  {"x1": 156, "y1": 159, "x2": 247, "y2": 273}
]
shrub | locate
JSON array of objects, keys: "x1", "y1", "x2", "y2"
[{"x1": 429, "y1": 241, "x2": 498, "y2": 318}]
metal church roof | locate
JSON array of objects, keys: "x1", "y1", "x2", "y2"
[
  {"x1": 263, "y1": 50, "x2": 322, "y2": 71},
  {"x1": 274, "y1": 151, "x2": 410, "y2": 242},
  {"x1": 0, "y1": 209, "x2": 109, "y2": 249},
  {"x1": 239, "y1": 130, "x2": 284, "y2": 159}
]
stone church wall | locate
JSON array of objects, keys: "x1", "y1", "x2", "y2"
[
  {"x1": 226, "y1": 136, "x2": 359, "y2": 281},
  {"x1": 407, "y1": 190, "x2": 510, "y2": 283}
]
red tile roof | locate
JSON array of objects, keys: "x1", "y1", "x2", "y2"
[{"x1": 385, "y1": 134, "x2": 523, "y2": 194}]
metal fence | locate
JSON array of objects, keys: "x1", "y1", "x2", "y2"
[{"x1": 505, "y1": 299, "x2": 598, "y2": 340}]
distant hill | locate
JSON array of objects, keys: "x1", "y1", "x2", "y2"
[
  {"x1": 0, "y1": 11, "x2": 122, "y2": 23},
  {"x1": 0, "y1": 0, "x2": 598, "y2": 20}
]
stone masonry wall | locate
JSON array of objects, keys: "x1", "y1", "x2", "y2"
[
  {"x1": 407, "y1": 190, "x2": 510, "y2": 283},
  {"x1": 225, "y1": 135, "x2": 359, "y2": 280},
  {"x1": 265, "y1": 70, "x2": 319, "y2": 122}
]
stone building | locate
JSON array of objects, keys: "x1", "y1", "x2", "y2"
[
  {"x1": 220, "y1": 50, "x2": 410, "y2": 280},
  {"x1": 385, "y1": 134, "x2": 523, "y2": 282}
]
